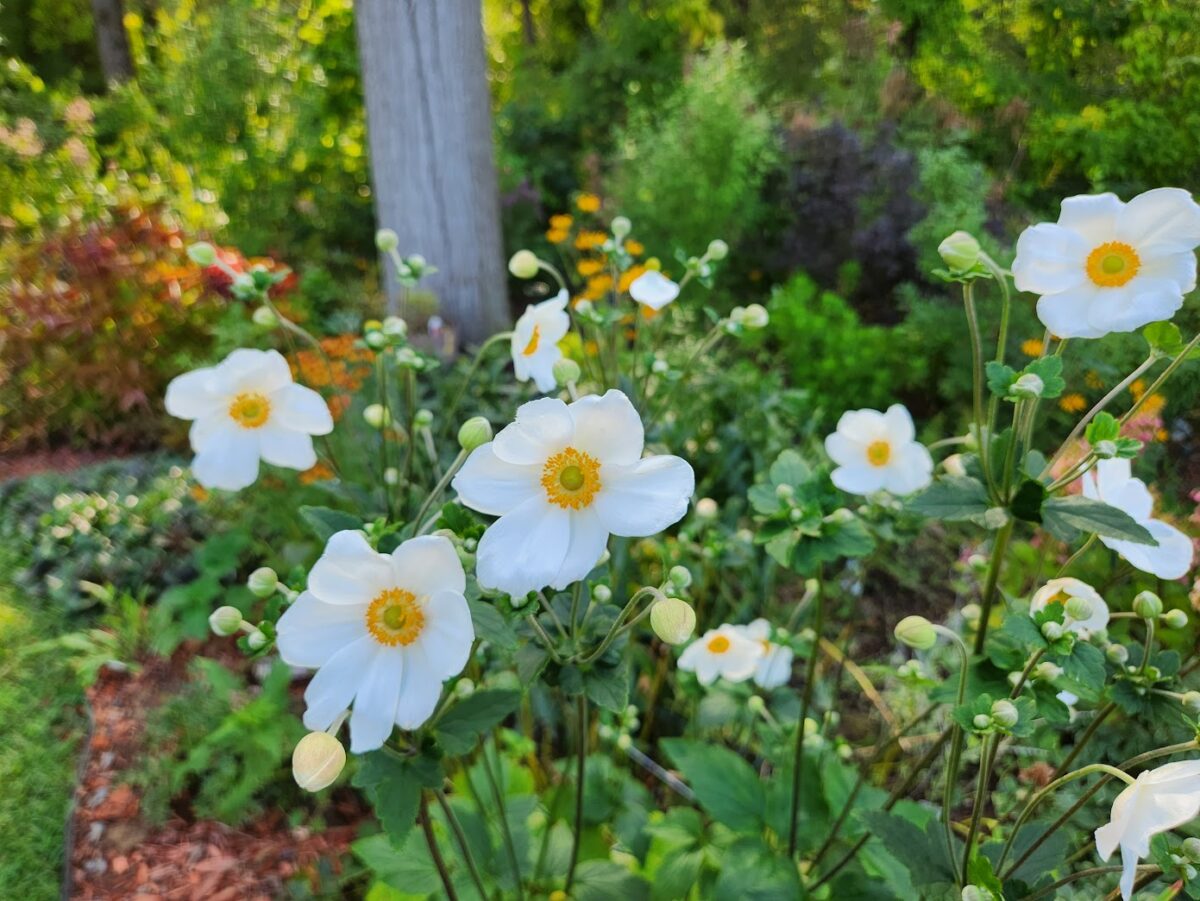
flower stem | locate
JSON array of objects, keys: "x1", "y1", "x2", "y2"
[
  {"x1": 565, "y1": 693, "x2": 588, "y2": 892},
  {"x1": 1053, "y1": 702, "x2": 1116, "y2": 777},
  {"x1": 420, "y1": 792, "x2": 460, "y2": 901},
  {"x1": 973, "y1": 519, "x2": 1015, "y2": 655},
  {"x1": 939, "y1": 628, "x2": 972, "y2": 884},
  {"x1": 962, "y1": 282, "x2": 995, "y2": 499},
  {"x1": 434, "y1": 788, "x2": 489, "y2": 900},
  {"x1": 481, "y1": 737, "x2": 525, "y2": 900},
  {"x1": 1119, "y1": 331, "x2": 1200, "y2": 426},
  {"x1": 788, "y1": 580, "x2": 825, "y2": 856},
  {"x1": 443, "y1": 332, "x2": 512, "y2": 427},
  {"x1": 1023, "y1": 865, "x2": 1159, "y2": 901},
  {"x1": 412, "y1": 449, "x2": 469, "y2": 535},
  {"x1": 960, "y1": 732, "x2": 999, "y2": 879}
]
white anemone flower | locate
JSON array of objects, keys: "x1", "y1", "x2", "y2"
[
  {"x1": 1029, "y1": 578, "x2": 1109, "y2": 639},
  {"x1": 165, "y1": 348, "x2": 333, "y2": 491},
  {"x1": 629, "y1": 270, "x2": 680, "y2": 311},
  {"x1": 734, "y1": 618, "x2": 794, "y2": 689},
  {"x1": 512, "y1": 289, "x2": 570, "y2": 394},
  {"x1": 1081, "y1": 459, "x2": 1193, "y2": 580},
  {"x1": 678, "y1": 624, "x2": 764, "y2": 686},
  {"x1": 1095, "y1": 760, "x2": 1200, "y2": 900},
  {"x1": 276, "y1": 531, "x2": 474, "y2": 753},
  {"x1": 824, "y1": 404, "x2": 933, "y2": 496},
  {"x1": 1012, "y1": 189, "x2": 1200, "y2": 339},
  {"x1": 451, "y1": 390, "x2": 694, "y2": 597}
]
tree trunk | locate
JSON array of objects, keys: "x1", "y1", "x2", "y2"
[
  {"x1": 91, "y1": 0, "x2": 134, "y2": 84},
  {"x1": 355, "y1": 0, "x2": 509, "y2": 344}
]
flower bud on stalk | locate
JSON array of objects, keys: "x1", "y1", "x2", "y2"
[
  {"x1": 1182, "y1": 691, "x2": 1200, "y2": 715},
  {"x1": 247, "y1": 629, "x2": 268, "y2": 650},
  {"x1": 247, "y1": 567, "x2": 279, "y2": 598},
  {"x1": 187, "y1": 242, "x2": 218, "y2": 266},
  {"x1": 292, "y1": 731, "x2": 346, "y2": 792},
  {"x1": 363, "y1": 404, "x2": 389, "y2": 430},
  {"x1": 592, "y1": 584, "x2": 613, "y2": 604},
  {"x1": 552, "y1": 358, "x2": 582, "y2": 387},
  {"x1": 706, "y1": 239, "x2": 729, "y2": 261},
  {"x1": 938, "y1": 230, "x2": 981, "y2": 273},
  {"x1": 375, "y1": 228, "x2": 399, "y2": 253},
  {"x1": 508, "y1": 250, "x2": 540, "y2": 279},
  {"x1": 1133, "y1": 591, "x2": 1163, "y2": 619},
  {"x1": 414, "y1": 408, "x2": 434, "y2": 429},
  {"x1": 894, "y1": 615, "x2": 937, "y2": 651},
  {"x1": 1161, "y1": 608, "x2": 1188, "y2": 629},
  {"x1": 382, "y1": 315, "x2": 407, "y2": 338},
  {"x1": 611, "y1": 216, "x2": 632, "y2": 239},
  {"x1": 650, "y1": 597, "x2": 696, "y2": 645},
  {"x1": 252, "y1": 305, "x2": 278, "y2": 328},
  {"x1": 458, "y1": 416, "x2": 493, "y2": 452},
  {"x1": 209, "y1": 605, "x2": 244, "y2": 637},
  {"x1": 991, "y1": 699, "x2": 1019, "y2": 728},
  {"x1": 668, "y1": 565, "x2": 692, "y2": 590}
]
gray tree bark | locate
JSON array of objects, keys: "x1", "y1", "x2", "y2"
[
  {"x1": 91, "y1": 0, "x2": 134, "y2": 84},
  {"x1": 355, "y1": 0, "x2": 509, "y2": 344}
]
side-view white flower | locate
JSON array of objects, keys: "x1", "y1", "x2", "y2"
[
  {"x1": 1095, "y1": 760, "x2": 1200, "y2": 900},
  {"x1": 451, "y1": 389, "x2": 695, "y2": 597},
  {"x1": 1081, "y1": 458, "x2": 1193, "y2": 580},
  {"x1": 165, "y1": 348, "x2": 333, "y2": 491},
  {"x1": 824, "y1": 404, "x2": 933, "y2": 496},
  {"x1": 734, "y1": 618, "x2": 794, "y2": 689},
  {"x1": 678, "y1": 624, "x2": 764, "y2": 686},
  {"x1": 276, "y1": 531, "x2": 474, "y2": 753},
  {"x1": 629, "y1": 270, "x2": 680, "y2": 311},
  {"x1": 1012, "y1": 188, "x2": 1200, "y2": 339},
  {"x1": 511, "y1": 290, "x2": 571, "y2": 393},
  {"x1": 1029, "y1": 577, "x2": 1109, "y2": 639}
]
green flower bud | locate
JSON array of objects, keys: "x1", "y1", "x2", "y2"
[
  {"x1": 187, "y1": 242, "x2": 218, "y2": 266},
  {"x1": 1161, "y1": 608, "x2": 1188, "y2": 629},
  {"x1": 668, "y1": 565, "x2": 692, "y2": 589},
  {"x1": 382, "y1": 315, "x2": 408, "y2": 338},
  {"x1": 209, "y1": 605, "x2": 244, "y2": 637},
  {"x1": 695, "y1": 497, "x2": 718, "y2": 520},
  {"x1": 292, "y1": 731, "x2": 346, "y2": 792},
  {"x1": 706, "y1": 239, "x2": 729, "y2": 261},
  {"x1": 363, "y1": 404, "x2": 389, "y2": 430},
  {"x1": 508, "y1": 249, "x2": 540, "y2": 279},
  {"x1": 1093, "y1": 440, "x2": 1118, "y2": 459},
  {"x1": 365, "y1": 330, "x2": 388, "y2": 349},
  {"x1": 650, "y1": 597, "x2": 696, "y2": 645},
  {"x1": 592, "y1": 584, "x2": 613, "y2": 604},
  {"x1": 616, "y1": 733, "x2": 632, "y2": 751},
  {"x1": 1065, "y1": 596, "x2": 1094, "y2": 622},
  {"x1": 938, "y1": 230, "x2": 981, "y2": 273},
  {"x1": 384, "y1": 467, "x2": 399, "y2": 485},
  {"x1": 1041, "y1": 621, "x2": 1064, "y2": 641},
  {"x1": 375, "y1": 228, "x2": 399, "y2": 253},
  {"x1": 1034, "y1": 661, "x2": 1063, "y2": 681},
  {"x1": 990, "y1": 699, "x2": 1019, "y2": 728},
  {"x1": 458, "y1": 416, "x2": 493, "y2": 451},
  {"x1": 894, "y1": 615, "x2": 937, "y2": 651},
  {"x1": 983, "y1": 507, "x2": 1010, "y2": 530},
  {"x1": 1182, "y1": 836, "x2": 1200, "y2": 861},
  {"x1": 961, "y1": 887, "x2": 989, "y2": 901},
  {"x1": 775, "y1": 483, "x2": 794, "y2": 499},
  {"x1": 1182, "y1": 691, "x2": 1200, "y2": 715},
  {"x1": 247, "y1": 628, "x2": 268, "y2": 650},
  {"x1": 747, "y1": 695, "x2": 766, "y2": 713},
  {"x1": 252, "y1": 305, "x2": 278, "y2": 328},
  {"x1": 552, "y1": 357, "x2": 581, "y2": 386},
  {"x1": 247, "y1": 566, "x2": 279, "y2": 598},
  {"x1": 973, "y1": 713, "x2": 993, "y2": 730},
  {"x1": 961, "y1": 603, "x2": 982, "y2": 624},
  {"x1": 611, "y1": 216, "x2": 632, "y2": 239},
  {"x1": 414, "y1": 408, "x2": 434, "y2": 429},
  {"x1": 1106, "y1": 643, "x2": 1129, "y2": 664},
  {"x1": 1011, "y1": 373, "x2": 1044, "y2": 399},
  {"x1": 1133, "y1": 591, "x2": 1163, "y2": 619}
]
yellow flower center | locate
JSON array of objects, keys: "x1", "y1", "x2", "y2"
[
  {"x1": 229, "y1": 392, "x2": 271, "y2": 429},
  {"x1": 1085, "y1": 241, "x2": 1140, "y2": 288},
  {"x1": 707, "y1": 635, "x2": 731, "y2": 654},
  {"x1": 866, "y1": 440, "x2": 891, "y2": 467},
  {"x1": 1047, "y1": 589, "x2": 1072, "y2": 608},
  {"x1": 541, "y1": 446, "x2": 601, "y2": 509},
  {"x1": 521, "y1": 324, "x2": 541, "y2": 357},
  {"x1": 365, "y1": 588, "x2": 425, "y2": 647}
]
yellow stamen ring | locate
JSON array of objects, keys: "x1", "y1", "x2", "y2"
[
  {"x1": 866, "y1": 440, "x2": 891, "y2": 467},
  {"x1": 229, "y1": 392, "x2": 271, "y2": 429},
  {"x1": 521, "y1": 324, "x2": 541, "y2": 357},
  {"x1": 541, "y1": 446, "x2": 601, "y2": 509},
  {"x1": 365, "y1": 588, "x2": 425, "y2": 647},
  {"x1": 707, "y1": 635, "x2": 731, "y2": 654},
  {"x1": 1086, "y1": 241, "x2": 1140, "y2": 288}
]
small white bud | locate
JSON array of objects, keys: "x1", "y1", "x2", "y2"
[
  {"x1": 668, "y1": 565, "x2": 692, "y2": 589},
  {"x1": 983, "y1": 507, "x2": 1010, "y2": 530},
  {"x1": 365, "y1": 330, "x2": 388, "y2": 349},
  {"x1": 247, "y1": 629, "x2": 268, "y2": 650},
  {"x1": 252, "y1": 305, "x2": 278, "y2": 328},
  {"x1": 384, "y1": 467, "x2": 399, "y2": 485},
  {"x1": 695, "y1": 498, "x2": 718, "y2": 520},
  {"x1": 973, "y1": 714, "x2": 992, "y2": 730},
  {"x1": 740, "y1": 303, "x2": 769, "y2": 330},
  {"x1": 292, "y1": 731, "x2": 346, "y2": 792},
  {"x1": 187, "y1": 242, "x2": 218, "y2": 266},
  {"x1": 1011, "y1": 373, "x2": 1044, "y2": 398},
  {"x1": 894, "y1": 615, "x2": 937, "y2": 651},
  {"x1": 1133, "y1": 591, "x2": 1163, "y2": 619},
  {"x1": 552, "y1": 357, "x2": 581, "y2": 386},
  {"x1": 706, "y1": 239, "x2": 729, "y2": 261},
  {"x1": 616, "y1": 733, "x2": 632, "y2": 751},
  {"x1": 1161, "y1": 608, "x2": 1188, "y2": 629},
  {"x1": 375, "y1": 228, "x2": 399, "y2": 253},
  {"x1": 1093, "y1": 439, "x2": 1118, "y2": 459},
  {"x1": 209, "y1": 605, "x2": 244, "y2": 637},
  {"x1": 414, "y1": 408, "x2": 434, "y2": 428},
  {"x1": 1064, "y1": 596, "x2": 1094, "y2": 622},
  {"x1": 1034, "y1": 661, "x2": 1063, "y2": 681},
  {"x1": 592, "y1": 584, "x2": 613, "y2": 604},
  {"x1": 382, "y1": 315, "x2": 407, "y2": 338},
  {"x1": 961, "y1": 603, "x2": 982, "y2": 624},
  {"x1": 1041, "y1": 621, "x2": 1064, "y2": 641},
  {"x1": 458, "y1": 416, "x2": 493, "y2": 451},
  {"x1": 363, "y1": 404, "x2": 389, "y2": 430},
  {"x1": 1182, "y1": 691, "x2": 1200, "y2": 715},
  {"x1": 1106, "y1": 643, "x2": 1129, "y2": 664},
  {"x1": 938, "y1": 230, "x2": 981, "y2": 272},
  {"x1": 247, "y1": 567, "x2": 279, "y2": 598},
  {"x1": 611, "y1": 216, "x2": 632, "y2": 238},
  {"x1": 508, "y1": 250, "x2": 540, "y2": 279}
]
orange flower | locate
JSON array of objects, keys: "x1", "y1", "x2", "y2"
[
  {"x1": 546, "y1": 228, "x2": 570, "y2": 244},
  {"x1": 1021, "y1": 338, "x2": 1044, "y2": 357},
  {"x1": 1141, "y1": 393, "x2": 1166, "y2": 416},
  {"x1": 299, "y1": 462, "x2": 335, "y2": 484},
  {"x1": 576, "y1": 193, "x2": 601, "y2": 213},
  {"x1": 550, "y1": 213, "x2": 573, "y2": 230},
  {"x1": 190, "y1": 484, "x2": 209, "y2": 503},
  {"x1": 1085, "y1": 370, "x2": 1104, "y2": 390},
  {"x1": 1058, "y1": 393, "x2": 1087, "y2": 414},
  {"x1": 584, "y1": 273, "x2": 614, "y2": 300},
  {"x1": 624, "y1": 239, "x2": 644, "y2": 256},
  {"x1": 574, "y1": 230, "x2": 607, "y2": 251},
  {"x1": 619, "y1": 265, "x2": 647, "y2": 294},
  {"x1": 1131, "y1": 378, "x2": 1147, "y2": 401},
  {"x1": 577, "y1": 258, "x2": 605, "y2": 277},
  {"x1": 1156, "y1": 427, "x2": 1169, "y2": 443}
]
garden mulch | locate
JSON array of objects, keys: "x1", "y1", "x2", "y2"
[{"x1": 67, "y1": 644, "x2": 363, "y2": 900}]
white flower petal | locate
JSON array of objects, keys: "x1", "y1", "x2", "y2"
[
  {"x1": 453, "y1": 444, "x2": 540, "y2": 517},
  {"x1": 755, "y1": 645, "x2": 793, "y2": 689},
  {"x1": 188, "y1": 414, "x2": 226, "y2": 454},
  {"x1": 551, "y1": 508, "x2": 609, "y2": 589},
  {"x1": 218, "y1": 348, "x2": 294, "y2": 395},
  {"x1": 1141, "y1": 249, "x2": 1198, "y2": 294},
  {"x1": 1086, "y1": 277, "x2": 1184, "y2": 336},
  {"x1": 349, "y1": 650, "x2": 404, "y2": 752},
  {"x1": 629, "y1": 271, "x2": 680, "y2": 310},
  {"x1": 883, "y1": 404, "x2": 916, "y2": 444},
  {"x1": 526, "y1": 347, "x2": 563, "y2": 393},
  {"x1": 824, "y1": 431, "x2": 862, "y2": 467},
  {"x1": 191, "y1": 427, "x2": 261, "y2": 490},
  {"x1": 568, "y1": 389, "x2": 645, "y2": 465},
  {"x1": 1117, "y1": 188, "x2": 1200, "y2": 256},
  {"x1": 1012, "y1": 223, "x2": 1089, "y2": 294},
  {"x1": 475, "y1": 497, "x2": 571, "y2": 596},
  {"x1": 307, "y1": 530, "x2": 395, "y2": 606},
  {"x1": 272, "y1": 383, "x2": 334, "y2": 435},
  {"x1": 830, "y1": 463, "x2": 887, "y2": 496},
  {"x1": 390, "y1": 536, "x2": 467, "y2": 598},
  {"x1": 258, "y1": 425, "x2": 318, "y2": 471},
  {"x1": 1057, "y1": 193, "x2": 1123, "y2": 244},
  {"x1": 302, "y1": 635, "x2": 375, "y2": 731},
  {"x1": 880, "y1": 444, "x2": 934, "y2": 495},
  {"x1": 416, "y1": 589, "x2": 474, "y2": 680},
  {"x1": 165, "y1": 367, "x2": 223, "y2": 420},
  {"x1": 393, "y1": 642, "x2": 443, "y2": 729},
  {"x1": 834, "y1": 409, "x2": 889, "y2": 443},
  {"x1": 277, "y1": 591, "x2": 368, "y2": 668},
  {"x1": 1036, "y1": 284, "x2": 1106, "y2": 339},
  {"x1": 1103, "y1": 519, "x2": 1193, "y2": 581},
  {"x1": 492, "y1": 397, "x2": 573, "y2": 464},
  {"x1": 593, "y1": 455, "x2": 694, "y2": 537}
]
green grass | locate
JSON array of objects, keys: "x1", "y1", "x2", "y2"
[{"x1": 0, "y1": 567, "x2": 85, "y2": 899}]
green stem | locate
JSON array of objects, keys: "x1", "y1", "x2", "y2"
[
  {"x1": 1023, "y1": 865, "x2": 1159, "y2": 901},
  {"x1": 420, "y1": 792, "x2": 460, "y2": 901},
  {"x1": 962, "y1": 282, "x2": 995, "y2": 498},
  {"x1": 1119, "y1": 331, "x2": 1200, "y2": 426},
  {"x1": 412, "y1": 449, "x2": 468, "y2": 534},
  {"x1": 939, "y1": 628, "x2": 972, "y2": 884},
  {"x1": 434, "y1": 789, "x2": 489, "y2": 900},
  {"x1": 565, "y1": 693, "x2": 588, "y2": 892},
  {"x1": 444, "y1": 332, "x2": 512, "y2": 427},
  {"x1": 789, "y1": 581, "x2": 826, "y2": 856},
  {"x1": 1009, "y1": 647, "x2": 1045, "y2": 698},
  {"x1": 1056, "y1": 535, "x2": 1098, "y2": 578},
  {"x1": 973, "y1": 519, "x2": 1015, "y2": 655},
  {"x1": 1054, "y1": 702, "x2": 1116, "y2": 777},
  {"x1": 646, "y1": 323, "x2": 726, "y2": 426},
  {"x1": 481, "y1": 737, "x2": 525, "y2": 900},
  {"x1": 960, "y1": 732, "x2": 999, "y2": 879}
]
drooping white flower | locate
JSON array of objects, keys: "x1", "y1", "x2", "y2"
[
  {"x1": 734, "y1": 618, "x2": 794, "y2": 689},
  {"x1": 677, "y1": 624, "x2": 764, "y2": 686},
  {"x1": 824, "y1": 404, "x2": 933, "y2": 496},
  {"x1": 1095, "y1": 760, "x2": 1200, "y2": 900},
  {"x1": 276, "y1": 531, "x2": 474, "y2": 753},
  {"x1": 1012, "y1": 189, "x2": 1200, "y2": 339},
  {"x1": 1081, "y1": 459, "x2": 1193, "y2": 580},
  {"x1": 629, "y1": 270, "x2": 680, "y2": 311},
  {"x1": 511, "y1": 290, "x2": 571, "y2": 393},
  {"x1": 1029, "y1": 578, "x2": 1109, "y2": 639},
  {"x1": 165, "y1": 348, "x2": 333, "y2": 491},
  {"x1": 451, "y1": 390, "x2": 694, "y2": 597}
]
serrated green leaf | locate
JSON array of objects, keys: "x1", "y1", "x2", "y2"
[
  {"x1": 769, "y1": 449, "x2": 811, "y2": 487},
  {"x1": 298, "y1": 505, "x2": 363, "y2": 542},
  {"x1": 1086, "y1": 412, "x2": 1121, "y2": 444},
  {"x1": 661, "y1": 739, "x2": 765, "y2": 833},
  {"x1": 1042, "y1": 496, "x2": 1158, "y2": 545},
  {"x1": 908, "y1": 476, "x2": 991, "y2": 521},
  {"x1": 1145, "y1": 321, "x2": 1185, "y2": 357},
  {"x1": 986, "y1": 361, "x2": 1017, "y2": 396},
  {"x1": 469, "y1": 599, "x2": 516, "y2": 651},
  {"x1": 584, "y1": 657, "x2": 631, "y2": 712},
  {"x1": 435, "y1": 688, "x2": 521, "y2": 755}
]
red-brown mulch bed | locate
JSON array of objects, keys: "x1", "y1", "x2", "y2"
[
  {"x1": 68, "y1": 644, "x2": 364, "y2": 900},
  {"x1": 0, "y1": 448, "x2": 128, "y2": 483}
]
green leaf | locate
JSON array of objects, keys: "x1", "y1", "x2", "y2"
[
  {"x1": 986, "y1": 614, "x2": 1047, "y2": 671},
  {"x1": 516, "y1": 643, "x2": 550, "y2": 684},
  {"x1": 981, "y1": 821, "x2": 1068, "y2": 886},
  {"x1": 1053, "y1": 640, "x2": 1107, "y2": 704},
  {"x1": 908, "y1": 476, "x2": 990, "y2": 522},
  {"x1": 1086, "y1": 412, "x2": 1121, "y2": 444},
  {"x1": 352, "y1": 752, "x2": 431, "y2": 846},
  {"x1": 661, "y1": 739, "x2": 765, "y2": 833},
  {"x1": 573, "y1": 860, "x2": 649, "y2": 901},
  {"x1": 764, "y1": 531, "x2": 797, "y2": 568},
  {"x1": 966, "y1": 851, "x2": 1005, "y2": 898},
  {"x1": 469, "y1": 599, "x2": 517, "y2": 651},
  {"x1": 748, "y1": 483, "x2": 782, "y2": 515},
  {"x1": 435, "y1": 688, "x2": 521, "y2": 756},
  {"x1": 986, "y1": 361, "x2": 1017, "y2": 396},
  {"x1": 652, "y1": 848, "x2": 704, "y2": 901},
  {"x1": 584, "y1": 657, "x2": 631, "y2": 712},
  {"x1": 298, "y1": 505, "x2": 363, "y2": 542},
  {"x1": 769, "y1": 449, "x2": 811, "y2": 487},
  {"x1": 712, "y1": 838, "x2": 803, "y2": 899},
  {"x1": 1144, "y1": 321, "x2": 1185, "y2": 357},
  {"x1": 1010, "y1": 478, "x2": 1048, "y2": 523},
  {"x1": 1042, "y1": 496, "x2": 1158, "y2": 545},
  {"x1": 857, "y1": 809, "x2": 957, "y2": 888},
  {"x1": 1025, "y1": 356, "x2": 1066, "y2": 398}
]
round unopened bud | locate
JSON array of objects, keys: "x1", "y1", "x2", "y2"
[
  {"x1": 1093, "y1": 440, "x2": 1118, "y2": 459},
  {"x1": 695, "y1": 497, "x2": 718, "y2": 520},
  {"x1": 938, "y1": 230, "x2": 981, "y2": 272},
  {"x1": 961, "y1": 603, "x2": 982, "y2": 624},
  {"x1": 406, "y1": 254, "x2": 427, "y2": 271},
  {"x1": 894, "y1": 615, "x2": 937, "y2": 651},
  {"x1": 1064, "y1": 596, "x2": 1094, "y2": 622},
  {"x1": 1034, "y1": 661, "x2": 1063, "y2": 681},
  {"x1": 384, "y1": 467, "x2": 399, "y2": 485},
  {"x1": 363, "y1": 404, "x2": 389, "y2": 430},
  {"x1": 1182, "y1": 692, "x2": 1200, "y2": 715},
  {"x1": 746, "y1": 695, "x2": 766, "y2": 713},
  {"x1": 650, "y1": 597, "x2": 696, "y2": 645},
  {"x1": 508, "y1": 249, "x2": 540, "y2": 279},
  {"x1": 616, "y1": 733, "x2": 632, "y2": 751},
  {"x1": 775, "y1": 483, "x2": 794, "y2": 499},
  {"x1": 382, "y1": 315, "x2": 407, "y2": 338},
  {"x1": 247, "y1": 567, "x2": 279, "y2": 598},
  {"x1": 1161, "y1": 608, "x2": 1188, "y2": 629},
  {"x1": 252, "y1": 305, "x2": 278, "y2": 327},
  {"x1": 611, "y1": 216, "x2": 632, "y2": 239},
  {"x1": 414, "y1": 408, "x2": 434, "y2": 429},
  {"x1": 456, "y1": 678, "x2": 475, "y2": 697},
  {"x1": 292, "y1": 731, "x2": 346, "y2": 792},
  {"x1": 741, "y1": 303, "x2": 769, "y2": 330},
  {"x1": 961, "y1": 887, "x2": 988, "y2": 901},
  {"x1": 365, "y1": 330, "x2": 387, "y2": 349},
  {"x1": 1133, "y1": 591, "x2": 1163, "y2": 619},
  {"x1": 973, "y1": 713, "x2": 993, "y2": 730},
  {"x1": 592, "y1": 584, "x2": 612, "y2": 604},
  {"x1": 187, "y1": 242, "x2": 218, "y2": 266},
  {"x1": 991, "y1": 699, "x2": 1020, "y2": 728},
  {"x1": 247, "y1": 629, "x2": 268, "y2": 650},
  {"x1": 552, "y1": 357, "x2": 581, "y2": 386},
  {"x1": 1184, "y1": 837, "x2": 1200, "y2": 861},
  {"x1": 1106, "y1": 643, "x2": 1129, "y2": 664},
  {"x1": 1011, "y1": 373, "x2": 1044, "y2": 398},
  {"x1": 375, "y1": 228, "x2": 399, "y2": 253},
  {"x1": 209, "y1": 605, "x2": 244, "y2": 637},
  {"x1": 1041, "y1": 621, "x2": 1064, "y2": 641},
  {"x1": 706, "y1": 239, "x2": 729, "y2": 261},
  {"x1": 458, "y1": 416, "x2": 493, "y2": 451},
  {"x1": 943, "y1": 453, "x2": 967, "y2": 477},
  {"x1": 668, "y1": 565, "x2": 692, "y2": 589}
]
